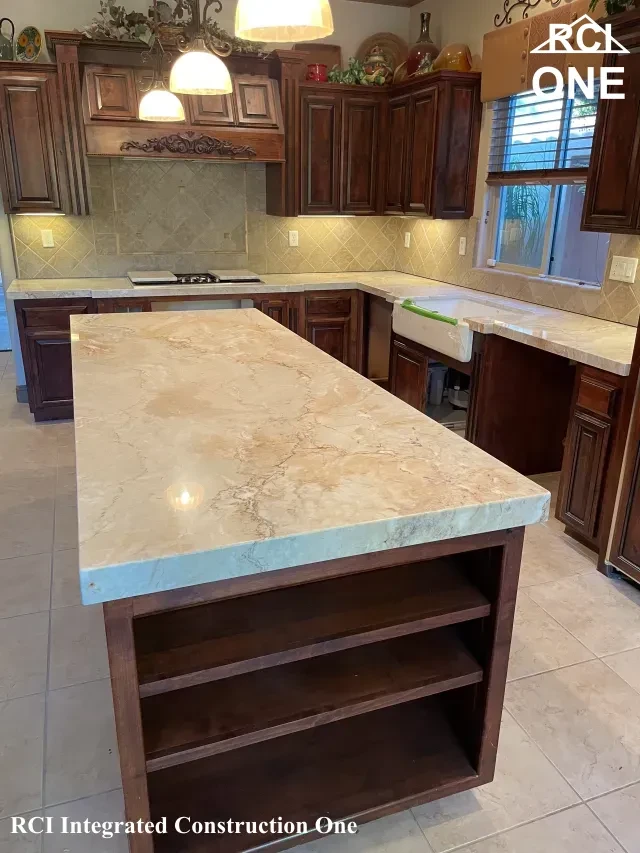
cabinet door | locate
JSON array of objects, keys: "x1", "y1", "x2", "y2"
[
  {"x1": 300, "y1": 92, "x2": 341, "y2": 214},
  {"x1": 24, "y1": 330, "x2": 76, "y2": 421},
  {"x1": 259, "y1": 298, "x2": 297, "y2": 332},
  {"x1": 389, "y1": 336, "x2": 428, "y2": 412},
  {"x1": 611, "y1": 437, "x2": 640, "y2": 579},
  {"x1": 341, "y1": 96, "x2": 381, "y2": 214},
  {"x1": 306, "y1": 316, "x2": 350, "y2": 365},
  {"x1": 582, "y1": 18, "x2": 640, "y2": 233},
  {"x1": 234, "y1": 76, "x2": 280, "y2": 128},
  {"x1": 85, "y1": 66, "x2": 138, "y2": 121},
  {"x1": 405, "y1": 87, "x2": 438, "y2": 215},
  {"x1": 385, "y1": 96, "x2": 410, "y2": 214},
  {"x1": 0, "y1": 71, "x2": 66, "y2": 214},
  {"x1": 558, "y1": 411, "x2": 610, "y2": 541},
  {"x1": 189, "y1": 93, "x2": 236, "y2": 126}
]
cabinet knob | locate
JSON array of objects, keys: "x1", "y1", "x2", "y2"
[
  {"x1": 524, "y1": 27, "x2": 529, "y2": 37},
  {"x1": 521, "y1": 51, "x2": 527, "y2": 60},
  {"x1": 521, "y1": 73, "x2": 526, "y2": 83}
]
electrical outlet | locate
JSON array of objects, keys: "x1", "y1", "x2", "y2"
[
  {"x1": 41, "y1": 229, "x2": 54, "y2": 248},
  {"x1": 610, "y1": 255, "x2": 638, "y2": 284},
  {"x1": 288, "y1": 230, "x2": 299, "y2": 248},
  {"x1": 459, "y1": 237, "x2": 467, "y2": 256},
  {"x1": 404, "y1": 232, "x2": 411, "y2": 249}
]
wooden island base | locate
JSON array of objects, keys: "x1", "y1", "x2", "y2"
[{"x1": 103, "y1": 527, "x2": 525, "y2": 853}]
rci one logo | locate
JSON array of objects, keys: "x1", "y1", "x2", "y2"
[{"x1": 530, "y1": 14, "x2": 629, "y2": 101}]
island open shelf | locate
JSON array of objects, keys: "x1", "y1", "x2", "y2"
[{"x1": 103, "y1": 529, "x2": 525, "y2": 853}]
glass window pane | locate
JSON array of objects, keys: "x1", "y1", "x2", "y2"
[
  {"x1": 496, "y1": 184, "x2": 551, "y2": 269},
  {"x1": 549, "y1": 185, "x2": 609, "y2": 284}
]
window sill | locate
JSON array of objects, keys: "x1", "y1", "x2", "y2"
[{"x1": 480, "y1": 266, "x2": 602, "y2": 292}]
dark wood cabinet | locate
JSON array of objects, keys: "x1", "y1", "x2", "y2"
[
  {"x1": 0, "y1": 66, "x2": 69, "y2": 214},
  {"x1": 582, "y1": 9, "x2": 640, "y2": 234},
  {"x1": 301, "y1": 91, "x2": 341, "y2": 214},
  {"x1": 256, "y1": 296, "x2": 299, "y2": 333},
  {"x1": 341, "y1": 95, "x2": 383, "y2": 215},
  {"x1": 85, "y1": 65, "x2": 138, "y2": 120},
  {"x1": 557, "y1": 366, "x2": 624, "y2": 548},
  {"x1": 15, "y1": 299, "x2": 94, "y2": 421},
  {"x1": 389, "y1": 336, "x2": 428, "y2": 412},
  {"x1": 384, "y1": 73, "x2": 482, "y2": 219},
  {"x1": 189, "y1": 93, "x2": 236, "y2": 126},
  {"x1": 303, "y1": 291, "x2": 363, "y2": 371},
  {"x1": 234, "y1": 76, "x2": 280, "y2": 128}
]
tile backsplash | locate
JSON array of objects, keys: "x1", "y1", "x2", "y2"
[{"x1": 9, "y1": 159, "x2": 640, "y2": 327}]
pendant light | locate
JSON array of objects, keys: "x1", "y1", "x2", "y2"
[
  {"x1": 169, "y1": 0, "x2": 232, "y2": 96},
  {"x1": 235, "y1": 0, "x2": 334, "y2": 43},
  {"x1": 137, "y1": 0, "x2": 186, "y2": 122}
]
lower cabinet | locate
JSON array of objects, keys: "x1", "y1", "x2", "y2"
[
  {"x1": 557, "y1": 366, "x2": 624, "y2": 548},
  {"x1": 255, "y1": 297, "x2": 298, "y2": 333},
  {"x1": 15, "y1": 299, "x2": 94, "y2": 421},
  {"x1": 389, "y1": 336, "x2": 428, "y2": 412},
  {"x1": 303, "y1": 292, "x2": 363, "y2": 372}
]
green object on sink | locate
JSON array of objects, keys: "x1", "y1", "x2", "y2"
[{"x1": 401, "y1": 299, "x2": 459, "y2": 326}]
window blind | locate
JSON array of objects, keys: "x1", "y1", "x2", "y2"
[{"x1": 487, "y1": 84, "x2": 599, "y2": 184}]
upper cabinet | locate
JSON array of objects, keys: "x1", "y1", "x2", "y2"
[
  {"x1": 300, "y1": 86, "x2": 384, "y2": 215},
  {"x1": 84, "y1": 65, "x2": 139, "y2": 120},
  {"x1": 385, "y1": 73, "x2": 481, "y2": 219},
  {"x1": 0, "y1": 66, "x2": 69, "y2": 214},
  {"x1": 582, "y1": 9, "x2": 640, "y2": 234},
  {"x1": 269, "y1": 69, "x2": 481, "y2": 219}
]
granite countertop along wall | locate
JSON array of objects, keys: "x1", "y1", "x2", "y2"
[
  {"x1": 71, "y1": 309, "x2": 549, "y2": 604},
  {"x1": 7, "y1": 272, "x2": 637, "y2": 376}
]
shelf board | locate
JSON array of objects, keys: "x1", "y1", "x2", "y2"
[
  {"x1": 142, "y1": 627, "x2": 483, "y2": 771},
  {"x1": 135, "y1": 558, "x2": 490, "y2": 697},
  {"x1": 148, "y1": 697, "x2": 479, "y2": 853}
]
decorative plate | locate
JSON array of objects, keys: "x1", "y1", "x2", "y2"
[
  {"x1": 15, "y1": 26, "x2": 42, "y2": 62},
  {"x1": 356, "y1": 32, "x2": 408, "y2": 74}
]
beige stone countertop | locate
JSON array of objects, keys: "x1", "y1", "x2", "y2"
[
  {"x1": 8, "y1": 271, "x2": 636, "y2": 376},
  {"x1": 71, "y1": 309, "x2": 549, "y2": 604}
]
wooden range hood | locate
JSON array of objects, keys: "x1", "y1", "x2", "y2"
[{"x1": 46, "y1": 31, "x2": 285, "y2": 164}]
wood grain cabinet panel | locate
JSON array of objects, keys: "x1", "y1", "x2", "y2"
[
  {"x1": 301, "y1": 92, "x2": 341, "y2": 214},
  {"x1": 389, "y1": 336, "x2": 428, "y2": 412},
  {"x1": 406, "y1": 87, "x2": 437, "y2": 215},
  {"x1": 306, "y1": 316, "x2": 350, "y2": 364},
  {"x1": 0, "y1": 69, "x2": 67, "y2": 213},
  {"x1": 234, "y1": 76, "x2": 280, "y2": 128},
  {"x1": 188, "y1": 93, "x2": 236, "y2": 126},
  {"x1": 303, "y1": 290, "x2": 362, "y2": 371},
  {"x1": 341, "y1": 96, "x2": 381, "y2": 214},
  {"x1": 257, "y1": 297, "x2": 298, "y2": 333},
  {"x1": 582, "y1": 10, "x2": 640, "y2": 233},
  {"x1": 85, "y1": 65, "x2": 138, "y2": 120},
  {"x1": 385, "y1": 96, "x2": 410, "y2": 213}
]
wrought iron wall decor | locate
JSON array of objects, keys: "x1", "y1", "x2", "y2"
[
  {"x1": 120, "y1": 132, "x2": 257, "y2": 156},
  {"x1": 494, "y1": 0, "x2": 562, "y2": 28}
]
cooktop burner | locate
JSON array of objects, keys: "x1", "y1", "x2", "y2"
[{"x1": 175, "y1": 273, "x2": 216, "y2": 284}]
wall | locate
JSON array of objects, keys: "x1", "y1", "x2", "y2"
[
  {"x1": 0, "y1": 0, "x2": 411, "y2": 65},
  {"x1": 11, "y1": 160, "x2": 397, "y2": 278}
]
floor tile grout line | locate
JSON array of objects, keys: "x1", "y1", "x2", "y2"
[
  {"x1": 506, "y1": 656, "x2": 598, "y2": 685},
  {"x1": 516, "y1": 587, "x2": 600, "y2": 660},
  {"x1": 584, "y1": 800, "x2": 632, "y2": 853}
]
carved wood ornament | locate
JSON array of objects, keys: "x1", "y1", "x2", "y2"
[{"x1": 120, "y1": 131, "x2": 257, "y2": 156}]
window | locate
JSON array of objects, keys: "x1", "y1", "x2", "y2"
[{"x1": 487, "y1": 85, "x2": 609, "y2": 285}]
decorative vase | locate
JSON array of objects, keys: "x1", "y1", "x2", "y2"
[
  {"x1": 407, "y1": 12, "x2": 439, "y2": 77},
  {"x1": 362, "y1": 45, "x2": 393, "y2": 85},
  {"x1": 306, "y1": 63, "x2": 328, "y2": 82}
]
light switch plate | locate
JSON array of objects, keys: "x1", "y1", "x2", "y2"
[
  {"x1": 459, "y1": 237, "x2": 467, "y2": 256},
  {"x1": 610, "y1": 255, "x2": 638, "y2": 284},
  {"x1": 404, "y1": 232, "x2": 411, "y2": 248},
  {"x1": 41, "y1": 229, "x2": 54, "y2": 248},
  {"x1": 288, "y1": 230, "x2": 299, "y2": 248}
]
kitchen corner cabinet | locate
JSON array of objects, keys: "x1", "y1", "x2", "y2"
[
  {"x1": 582, "y1": 8, "x2": 640, "y2": 234},
  {"x1": 0, "y1": 66, "x2": 69, "y2": 214},
  {"x1": 300, "y1": 87, "x2": 384, "y2": 216},
  {"x1": 389, "y1": 335, "x2": 429, "y2": 411},
  {"x1": 556, "y1": 366, "x2": 625, "y2": 547},
  {"x1": 15, "y1": 299, "x2": 94, "y2": 421},
  {"x1": 384, "y1": 73, "x2": 482, "y2": 219}
]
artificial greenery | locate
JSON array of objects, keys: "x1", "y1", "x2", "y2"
[
  {"x1": 327, "y1": 57, "x2": 386, "y2": 86},
  {"x1": 589, "y1": 0, "x2": 637, "y2": 14}
]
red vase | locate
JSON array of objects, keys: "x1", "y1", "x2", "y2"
[{"x1": 407, "y1": 12, "x2": 440, "y2": 76}]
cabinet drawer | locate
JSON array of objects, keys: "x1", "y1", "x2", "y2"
[
  {"x1": 576, "y1": 368, "x2": 621, "y2": 419},
  {"x1": 20, "y1": 302, "x2": 92, "y2": 329},
  {"x1": 305, "y1": 295, "x2": 351, "y2": 316}
]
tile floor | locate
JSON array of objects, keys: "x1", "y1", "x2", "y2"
[{"x1": 0, "y1": 354, "x2": 640, "y2": 852}]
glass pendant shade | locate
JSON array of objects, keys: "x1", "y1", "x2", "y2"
[
  {"x1": 235, "y1": 0, "x2": 334, "y2": 43},
  {"x1": 169, "y1": 41, "x2": 233, "y2": 95},
  {"x1": 138, "y1": 83, "x2": 185, "y2": 122}
]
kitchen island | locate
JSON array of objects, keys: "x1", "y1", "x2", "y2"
[{"x1": 71, "y1": 308, "x2": 547, "y2": 853}]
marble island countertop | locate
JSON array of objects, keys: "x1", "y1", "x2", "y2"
[
  {"x1": 71, "y1": 309, "x2": 549, "y2": 604},
  {"x1": 8, "y1": 271, "x2": 636, "y2": 376}
]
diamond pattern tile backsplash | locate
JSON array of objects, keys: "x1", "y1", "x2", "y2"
[{"x1": 10, "y1": 159, "x2": 640, "y2": 326}]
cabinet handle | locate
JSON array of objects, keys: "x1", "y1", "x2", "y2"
[
  {"x1": 520, "y1": 74, "x2": 526, "y2": 83},
  {"x1": 524, "y1": 27, "x2": 529, "y2": 37},
  {"x1": 521, "y1": 50, "x2": 527, "y2": 60}
]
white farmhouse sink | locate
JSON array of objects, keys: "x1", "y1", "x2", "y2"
[{"x1": 392, "y1": 298, "x2": 519, "y2": 363}]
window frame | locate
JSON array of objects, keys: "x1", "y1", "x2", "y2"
[{"x1": 485, "y1": 85, "x2": 606, "y2": 286}]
